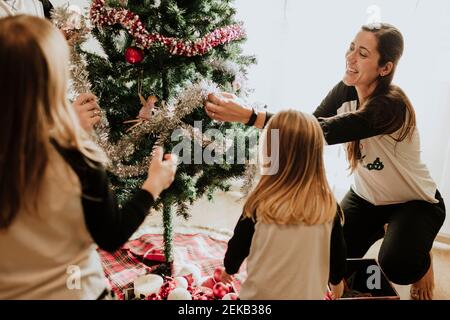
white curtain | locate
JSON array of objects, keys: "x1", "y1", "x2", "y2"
[{"x1": 234, "y1": 0, "x2": 450, "y2": 234}]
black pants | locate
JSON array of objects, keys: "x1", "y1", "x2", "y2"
[{"x1": 341, "y1": 188, "x2": 446, "y2": 285}]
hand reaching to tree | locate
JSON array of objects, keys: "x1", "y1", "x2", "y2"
[
  {"x1": 205, "y1": 92, "x2": 253, "y2": 123},
  {"x1": 73, "y1": 92, "x2": 101, "y2": 132},
  {"x1": 142, "y1": 147, "x2": 178, "y2": 199}
]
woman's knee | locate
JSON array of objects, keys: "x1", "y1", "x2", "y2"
[{"x1": 378, "y1": 249, "x2": 429, "y2": 285}]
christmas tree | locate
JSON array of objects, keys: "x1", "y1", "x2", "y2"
[{"x1": 61, "y1": 0, "x2": 257, "y2": 273}]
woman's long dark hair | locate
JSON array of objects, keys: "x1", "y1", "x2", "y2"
[{"x1": 347, "y1": 23, "x2": 416, "y2": 172}]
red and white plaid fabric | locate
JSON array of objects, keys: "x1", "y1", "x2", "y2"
[{"x1": 98, "y1": 233, "x2": 246, "y2": 300}]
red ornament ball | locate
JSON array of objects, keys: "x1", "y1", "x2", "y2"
[
  {"x1": 213, "y1": 267, "x2": 224, "y2": 283},
  {"x1": 182, "y1": 274, "x2": 194, "y2": 286},
  {"x1": 212, "y1": 282, "x2": 230, "y2": 299},
  {"x1": 125, "y1": 47, "x2": 144, "y2": 64},
  {"x1": 222, "y1": 292, "x2": 239, "y2": 300},
  {"x1": 158, "y1": 279, "x2": 176, "y2": 299},
  {"x1": 201, "y1": 276, "x2": 216, "y2": 289},
  {"x1": 145, "y1": 293, "x2": 162, "y2": 300}
]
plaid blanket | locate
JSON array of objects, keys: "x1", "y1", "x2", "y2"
[{"x1": 98, "y1": 233, "x2": 246, "y2": 300}]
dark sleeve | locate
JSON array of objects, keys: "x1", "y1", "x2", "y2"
[
  {"x1": 264, "y1": 81, "x2": 353, "y2": 129},
  {"x1": 224, "y1": 214, "x2": 256, "y2": 274},
  {"x1": 313, "y1": 81, "x2": 354, "y2": 118},
  {"x1": 264, "y1": 82, "x2": 405, "y2": 145},
  {"x1": 264, "y1": 112, "x2": 274, "y2": 128},
  {"x1": 329, "y1": 205, "x2": 347, "y2": 285},
  {"x1": 52, "y1": 143, "x2": 154, "y2": 252},
  {"x1": 317, "y1": 95, "x2": 407, "y2": 145},
  {"x1": 79, "y1": 164, "x2": 154, "y2": 252},
  {"x1": 41, "y1": 0, "x2": 54, "y2": 19}
]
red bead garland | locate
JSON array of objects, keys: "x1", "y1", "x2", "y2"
[{"x1": 90, "y1": 0, "x2": 246, "y2": 57}]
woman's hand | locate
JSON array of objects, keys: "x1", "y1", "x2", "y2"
[
  {"x1": 142, "y1": 147, "x2": 178, "y2": 199},
  {"x1": 220, "y1": 271, "x2": 234, "y2": 284},
  {"x1": 329, "y1": 280, "x2": 345, "y2": 300},
  {"x1": 73, "y1": 92, "x2": 101, "y2": 132},
  {"x1": 205, "y1": 92, "x2": 253, "y2": 124}
]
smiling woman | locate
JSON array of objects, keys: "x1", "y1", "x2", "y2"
[
  {"x1": 204, "y1": 21, "x2": 446, "y2": 300},
  {"x1": 344, "y1": 30, "x2": 393, "y2": 101},
  {"x1": 339, "y1": 24, "x2": 416, "y2": 172}
]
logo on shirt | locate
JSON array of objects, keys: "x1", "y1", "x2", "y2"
[{"x1": 366, "y1": 157, "x2": 384, "y2": 171}]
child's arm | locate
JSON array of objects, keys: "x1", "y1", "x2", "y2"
[
  {"x1": 329, "y1": 205, "x2": 347, "y2": 285},
  {"x1": 73, "y1": 93, "x2": 102, "y2": 132},
  {"x1": 78, "y1": 164, "x2": 155, "y2": 252},
  {"x1": 313, "y1": 81, "x2": 350, "y2": 119},
  {"x1": 224, "y1": 214, "x2": 256, "y2": 276}
]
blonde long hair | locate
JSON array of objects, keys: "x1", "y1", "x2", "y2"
[
  {"x1": 244, "y1": 110, "x2": 336, "y2": 225},
  {"x1": 0, "y1": 15, "x2": 107, "y2": 229}
]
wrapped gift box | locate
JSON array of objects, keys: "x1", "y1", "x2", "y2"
[{"x1": 338, "y1": 258, "x2": 400, "y2": 300}]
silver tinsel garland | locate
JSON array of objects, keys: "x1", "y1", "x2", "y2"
[
  {"x1": 207, "y1": 57, "x2": 252, "y2": 97},
  {"x1": 51, "y1": 5, "x2": 140, "y2": 176},
  {"x1": 96, "y1": 79, "x2": 221, "y2": 178},
  {"x1": 240, "y1": 163, "x2": 258, "y2": 198},
  {"x1": 51, "y1": 5, "x2": 112, "y2": 162},
  {"x1": 51, "y1": 5, "x2": 91, "y2": 96}
]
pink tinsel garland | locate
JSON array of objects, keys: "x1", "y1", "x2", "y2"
[{"x1": 90, "y1": 0, "x2": 246, "y2": 56}]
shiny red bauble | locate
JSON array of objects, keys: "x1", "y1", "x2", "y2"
[
  {"x1": 125, "y1": 46, "x2": 144, "y2": 64},
  {"x1": 213, "y1": 267, "x2": 223, "y2": 283},
  {"x1": 212, "y1": 282, "x2": 230, "y2": 299}
]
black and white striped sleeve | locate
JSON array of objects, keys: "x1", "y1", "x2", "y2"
[
  {"x1": 317, "y1": 94, "x2": 407, "y2": 145},
  {"x1": 264, "y1": 81, "x2": 353, "y2": 129},
  {"x1": 261, "y1": 81, "x2": 406, "y2": 145},
  {"x1": 313, "y1": 81, "x2": 353, "y2": 119}
]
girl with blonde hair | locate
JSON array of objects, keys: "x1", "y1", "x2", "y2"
[
  {"x1": 221, "y1": 110, "x2": 345, "y2": 299},
  {"x1": 0, "y1": 15, "x2": 177, "y2": 299}
]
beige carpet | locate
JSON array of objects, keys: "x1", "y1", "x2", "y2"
[{"x1": 140, "y1": 180, "x2": 450, "y2": 300}]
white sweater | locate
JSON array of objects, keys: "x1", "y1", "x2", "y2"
[
  {"x1": 0, "y1": 0, "x2": 45, "y2": 17},
  {"x1": 239, "y1": 221, "x2": 332, "y2": 300}
]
